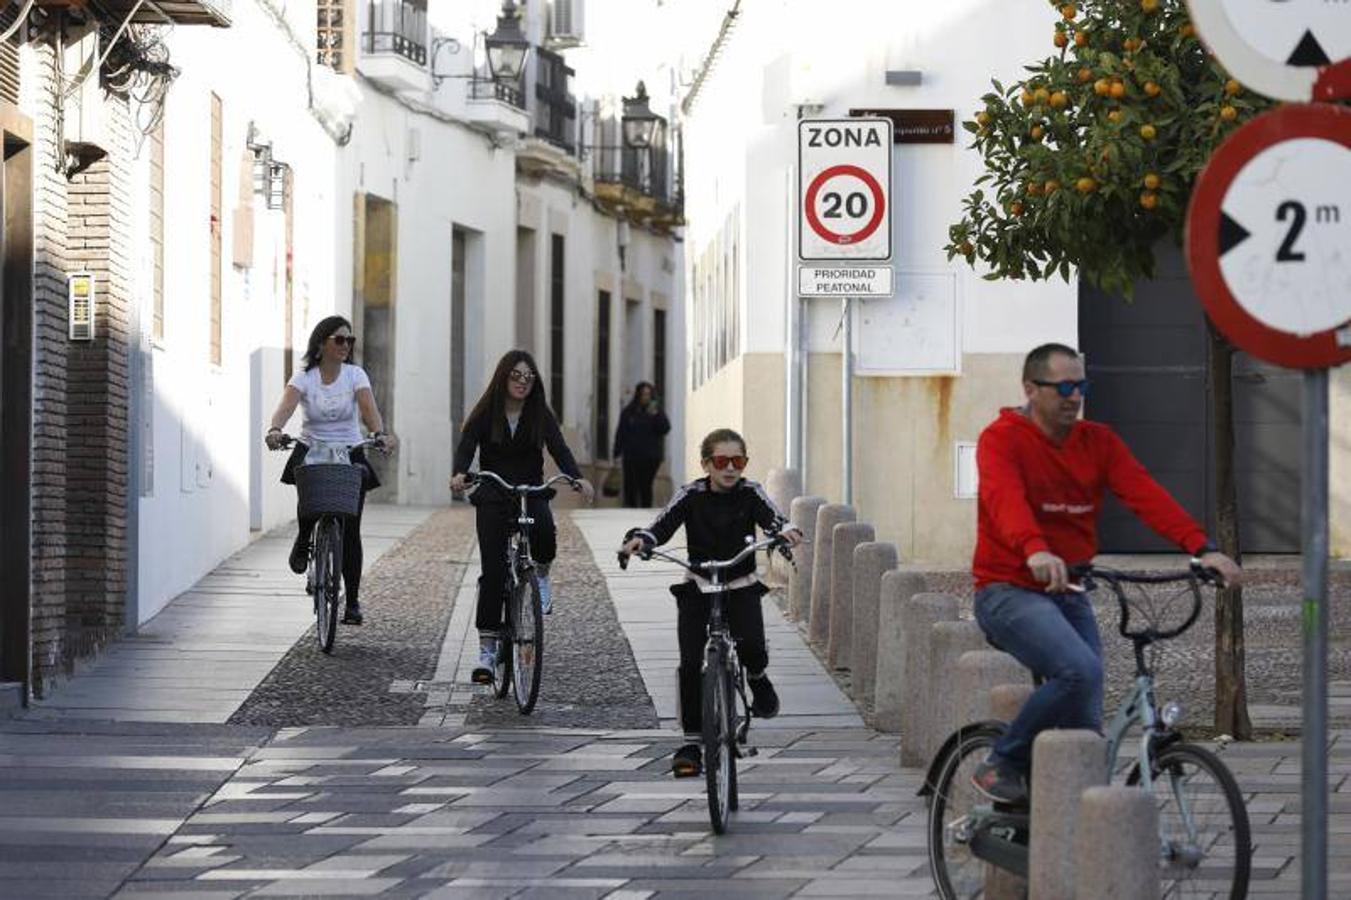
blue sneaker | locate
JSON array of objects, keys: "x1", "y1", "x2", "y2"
[
  {"x1": 471, "y1": 637, "x2": 499, "y2": 685},
  {"x1": 538, "y1": 576, "x2": 553, "y2": 615}
]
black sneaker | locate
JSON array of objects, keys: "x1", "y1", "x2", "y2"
[
  {"x1": 341, "y1": 601, "x2": 363, "y2": 625},
  {"x1": 288, "y1": 539, "x2": 309, "y2": 575},
  {"x1": 671, "y1": 743, "x2": 702, "y2": 777},
  {"x1": 748, "y1": 672, "x2": 780, "y2": 718},
  {"x1": 971, "y1": 759, "x2": 1027, "y2": 805}
]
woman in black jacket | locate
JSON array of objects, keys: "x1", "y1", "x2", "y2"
[
  {"x1": 451, "y1": 350, "x2": 594, "y2": 684},
  {"x1": 613, "y1": 381, "x2": 671, "y2": 508}
]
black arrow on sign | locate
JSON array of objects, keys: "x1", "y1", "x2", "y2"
[
  {"x1": 1287, "y1": 30, "x2": 1331, "y2": 67},
  {"x1": 1219, "y1": 212, "x2": 1251, "y2": 257}
]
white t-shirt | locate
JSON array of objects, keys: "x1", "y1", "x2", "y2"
[{"x1": 288, "y1": 364, "x2": 372, "y2": 446}]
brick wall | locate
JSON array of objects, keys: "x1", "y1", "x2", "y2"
[
  {"x1": 28, "y1": 42, "x2": 70, "y2": 695},
  {"x1": 26, "y1": 44, "x2": 136, "y2": 695}
]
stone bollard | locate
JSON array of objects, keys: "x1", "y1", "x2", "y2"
[
  {"x1": 923, "y1": 621, "x2": 988, "y2": 765},
  {"x1": 827, "y1": 522, "x2": 875, "y2": 671},
  {"x1": 764, "y1": 468, "x2": 802, "y2": 583},
  {"x1": 788, "y1": 496, "x2": 826, "y2": 623},
  {"x1": 872, "y1": 571, "x2": 928, "y2": 731},
  {"x1": 1029, "y1": 730, "x2": 1107, "y2": 899},
  {"x1": 954, "y1": 650, "x2": 1029, "y2": 726},
  {"x1": 1074, "y1": 787, "x2": 1160, "y2": 899},
  {"x1": 808, "y1": 504, "x2": 855, "y2": 649},
  {"x1": 989, "y1": 683, "x2": 1035, "y2": 725},
  {"x1": 897, "y1": 593, "x2": 961, "y2": 763},
  {"x1": 849, "y1": 542, "x2": 898, "y2": 703}
]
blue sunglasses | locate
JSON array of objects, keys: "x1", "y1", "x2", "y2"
[{"x1": 1033, "y1": 378, "x2": 1090, "y2": 398}]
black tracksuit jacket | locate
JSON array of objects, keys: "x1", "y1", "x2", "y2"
[{"x1": 631, "y1": 477, "x2": 788, "y2": 581}]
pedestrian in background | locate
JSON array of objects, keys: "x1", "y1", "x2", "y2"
[{"x1": 613, "y1": 381, "x2": 670, "y2": 508}]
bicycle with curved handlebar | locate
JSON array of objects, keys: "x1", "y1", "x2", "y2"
[
  {"x1": 466, "y1": 470, "x2": 583, "y2": 714},
  {"x1": 269, "y1": 434, "x2": 385, "y2": 654},
  {"x1": 619, "y1": 533, "x2": 795, "y2": 834},
  {"x1": 922, "y1": 561, "x2": 1252, "y2": 899}
]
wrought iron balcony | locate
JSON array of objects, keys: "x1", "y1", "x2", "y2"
[
  {"x1": 532, "y1": 47, "x2": 576, "y2": 154},
  {"x1": 365, "y1": 0, "x2": 427, "y2": 65},
  {"x1": 470, "y1": 74, "x2": 525, "y2": 110}
]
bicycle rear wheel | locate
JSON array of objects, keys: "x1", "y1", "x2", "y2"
[
  {"x1": 510, "y1": 571, "x2": 545, "y2": 714},
  {"x1": 927, "y1": 724, "x2": 1012, "y2": 899},
  {"x1": 702, "y1": 643, "x2": 734, "y2": 834},
  {"x1": 1127, "y1": 741, "x2": 1251, "y2": 899},
  {"x1": 313, "y1": 517, "x2": 342, "y2": 654}
]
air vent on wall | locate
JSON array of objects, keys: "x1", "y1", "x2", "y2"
[{"x1": 548, "y1": 0, "x2": 584, "y2": 49}]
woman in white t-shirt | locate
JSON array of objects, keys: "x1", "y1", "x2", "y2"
[{"x1": 264, "y1": 315, "x2": 397, "y2": 625}]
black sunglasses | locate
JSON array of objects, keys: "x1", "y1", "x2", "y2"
[
  {"x1": 328, "y1": 335, "x2": 356, "y2": 347},
  {"x1": 1032, "y1": 378, "x2": 1089, "y2": 398}
]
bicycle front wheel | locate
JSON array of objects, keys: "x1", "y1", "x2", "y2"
[
  {"x1": 703, "y1": 644, "x2": 734, "y2": 834},
  {"x1": 313, "y1": 517, "x2": 342, "y2": 654},
  {"x1": 511, "y1": 572, "x2": 545, "y2": 714},
  {"x1": 1127, "y1": 741, "x2": 1251, "y2": 899},
  {"x1": 927, "y1": 724, "x2": 1011, "y2": 899}
]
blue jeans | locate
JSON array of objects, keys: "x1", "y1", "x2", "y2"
[{"x1": 973, "y1": 583, "x2": 1104, "y2": 772}]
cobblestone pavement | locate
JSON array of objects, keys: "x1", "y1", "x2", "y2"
[{"x1": 229, "y1": 508, "x2": 478, "y2": 728}]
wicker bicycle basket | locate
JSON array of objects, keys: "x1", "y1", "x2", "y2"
[{"x1": 295, "y1": 463, "x2": 364, "y2": 518}]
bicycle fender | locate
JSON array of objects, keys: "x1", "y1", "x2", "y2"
[{"x1": 917, "y1": 720, "x2": 1007, "y2": 798}]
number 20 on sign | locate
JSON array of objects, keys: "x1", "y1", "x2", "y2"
[{"x1": 798, "y1": 118, "x2": 894, "y2": 261}]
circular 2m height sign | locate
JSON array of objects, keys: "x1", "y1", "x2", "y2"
[
  {"x1": 1186, "y1": 103, "x2": 1351, "y2": 369},
  {"x1": 799, "y1": 118, "x2": 893, "y2": 261}
]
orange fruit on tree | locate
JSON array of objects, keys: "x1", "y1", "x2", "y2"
[
  {"x1": 1225, "y1": 79, "x2": 1241, "y2": 96},
  {"x1": 1139, "y1": 123, "x2": 1157, "y2": 140},
  {"x1": 976, "y1": 111, "x2": 991, "y2": 128},
  {"x1": 1094, "y1": 78, "x2": 1112, "y2": 96},
  {"x1": 1075, "y1": 31, "x2": 1089, "y2": 48},
  {"x1": 1110, "y1": 81, "x2": 1126, "y2": 99},
  {"x1": 1034, "y1": 87, "x2": 1051, "y2": 105},
  {"x1": 1220, "y1": 105, "x2": 1238, "y2": 121},
  {"x1": 1144, "y1": 81, "x2": 1161, "y2": 97},
  {"x1": 1143, "y1": 172, "x2": 1161, "y2": 190},
  {"x1": 1045, "y1": 179, "x2": 1061, "y2": 194},
  {"x1": 1141, "y1": 0, "x2": 1158, "y2": 12},
  {"x1": 1076, "y1": 176, "x2": 1097, "y2": 193},
  {"x1": 1030, "y1": 124, "x2": 1045, "y2": 140},
  {"x1": 1107, "y1": 109, "x2": 1122, "y2": 124},
  {"x1": 1054, "y1": 30, "x2": 1068, "y2": 49},
  {"x1": 1139, "y1": 191, "x2": 1158, "y2": 210},
  {"x1": 1027, "y1": 180, "x2": 1043, "y2": 196},
  {"x1": 1077, "y1": 67, "x2": 1093, "y2": 83},
  {"x1": 1123, "y1": 38, "x2": 1139, "y2": 52},
  {"x1": 959, "y1": 241, "x2": 974, "y2": 257},
  {"x1": 1021, "y1": 89, "x2": 1036, "y2": 107},
  {"x1": 1010, "y1": 200, "x2": 1025, "y2": 216},
  {"x1": 1049, "y1": 91, "x2": 1068, "y2": 109},
  {"x1": 1061, "y1": 4, "x2": 1077, "y2": 20},
  {"x1": 1179, "y1": 23, "x2": 1194, "y2": 38}
]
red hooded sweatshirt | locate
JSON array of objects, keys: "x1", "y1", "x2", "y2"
[{"x1": 973, "y1": 408, "x2": 1210, "y2": 590}]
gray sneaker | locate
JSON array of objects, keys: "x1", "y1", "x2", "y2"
[
  {"x1": 538, "y1": 576, "x2": 553, "y2": 615},
  {"x1": 971, "y1": 758, "x2": 1027, "y2": 805},
  {"x1": 471, "y1": 637, "x2": 499, "y2": 685}
]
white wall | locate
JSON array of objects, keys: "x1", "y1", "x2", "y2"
[{"x1": 135, "y1": 0, "x2": 347, "y2": 622}]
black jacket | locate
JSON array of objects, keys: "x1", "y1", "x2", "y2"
[
  {"x1": 454, "y1": 410, "x2": 582, "y2": 502},
  {"x1": 630, "y1": 477, "x2": 787, "y2": 581},
  {"x1": 614, "y1": 405, "x2": 671, "y2": 461}
]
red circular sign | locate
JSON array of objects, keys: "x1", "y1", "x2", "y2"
[
  {"x1": 804, "y1": 165, "x2": 887, "y2": 245},
  {"x1": 1186, "y1": 103, "x2": 1351, "y2": 369}
]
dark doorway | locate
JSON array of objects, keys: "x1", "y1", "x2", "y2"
[
  {"x1": 0, "y1": 115, "x2": 33, "y2": 691},
  {"x1": 451, "y1": 227, "x2": 467, "y2": 441},
  {"x1": 1079, "y1": 245, "x2": 1301, "y2": 553}
]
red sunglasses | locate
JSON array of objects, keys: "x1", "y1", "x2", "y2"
[{"x1": 705, "y1": 454, "x2": 748, "y2": 471}]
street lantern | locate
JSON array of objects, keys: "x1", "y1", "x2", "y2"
[
  {"x1": 484, "y1": 0, "x2": 530, "y2": 84},
  {"x1": 622, "y1": 81, "x2": 660, "y2": 150}
]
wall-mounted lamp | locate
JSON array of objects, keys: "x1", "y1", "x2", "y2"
[
  {"x1": 430, "y1": 1, "x2": 531, "y2": 91},
  {"x1": 621, "y1": 81, "x2": 660, "y2": 150}
]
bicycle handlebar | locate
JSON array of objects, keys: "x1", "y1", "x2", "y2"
[
  {"x1": 267, "y1": 433, "x2": 388, "y2": 453},
  {"x1": 617, "y1": 533, "x2": 793, "y2": 578},
  {"x1": 467, "y1": 470, "x2": 582, "y2": 495},
  {"x1": 1069, "y1": 560, "x2": 1221, "y2": 642}
]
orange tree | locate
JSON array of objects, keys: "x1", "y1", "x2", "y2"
[{"x1": 945, "y1": 0, "x2": 1274, "y2": 739}]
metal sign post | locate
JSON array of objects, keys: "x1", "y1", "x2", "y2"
[
  {"x1": 796, "y1": 117, "x2": 893, "y2": 506},
  {"x1": 1301, "y1": 368, "x2": 1329, "y2": 899}
]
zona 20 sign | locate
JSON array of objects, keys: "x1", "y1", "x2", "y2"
[{"x1": 799, "y1": 118, "x2": 893, "y2": 261}]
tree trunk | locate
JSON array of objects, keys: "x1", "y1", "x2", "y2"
[{"x1": 1208, "y1": 321, "x2": 1253, "y2": 740}]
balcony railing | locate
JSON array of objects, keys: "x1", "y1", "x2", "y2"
[
  {"x1": 365, "y1": 0, "x2": 427, "y2": 65},
  {"x1": 471, "y1": 74, "x2": 525, "y2": 110}
]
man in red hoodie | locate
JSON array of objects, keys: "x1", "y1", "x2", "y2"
[{"x1": 969, "y1": 343, "x2": 1242, "y2": 804}]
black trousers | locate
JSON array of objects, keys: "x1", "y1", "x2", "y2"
[
  {"x1": 676, "y1": 583, "x2": 769, "y2": 736},
  {"x1": 622, "y1": 456, "x2": 661, "y2": 508},
  {"x1": 296, "y1": 490, "x2": 367, "y2": 606},
  {"x1": 475, "y1": 497, "x2": 556, "y2": 632}
]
